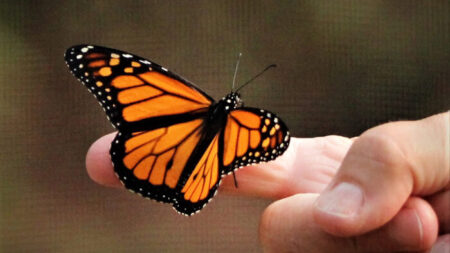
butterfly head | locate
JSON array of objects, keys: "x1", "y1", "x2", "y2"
[{"x1": 222, "y1": 92, "x2": 242, "y2": 111}]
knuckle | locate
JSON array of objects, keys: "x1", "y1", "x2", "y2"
[
  {"x1": 355, "y1": 127, "x2": 412, "y2": 176},
  {"x1": 343, "y1": 124, "x2": 416, "y2": 195}
]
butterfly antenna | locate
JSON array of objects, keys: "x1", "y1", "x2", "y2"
[
  {"x1": 231, "y1": 53, "x2": 242, "y2": 92},
  {"x1": 235, "y1": 64, "x2": 277, "y2": 92},
  {"x1": 232, "y1": 171, "x2": 239, "y2": 188}
]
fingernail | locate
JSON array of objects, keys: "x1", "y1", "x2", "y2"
[{"x1": 315, "y1": 182, "x2": 364, "y2": 218}]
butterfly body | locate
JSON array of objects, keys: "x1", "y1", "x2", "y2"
[{"x1": 65, "y1": 45, "x2": 290, "y2": 215}]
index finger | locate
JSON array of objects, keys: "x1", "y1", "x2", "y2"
[{"x1": 85, "y1": 134, "x2": 353, "y2": 198}]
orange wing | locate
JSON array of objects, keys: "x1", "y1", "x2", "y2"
[
  {"x1": 175, "y1": 134, "x2": 221, "y2": 214},
  {"x1": 65, "y1": 45, "x2": 213, "y2": 130},
  {"x1": 221, "y1": 108, "x2": 290, "y2": 174},
  {"x1": 111, "y1": 118, "x2": 223, "y2": 215},
  {"x1": 111, "y1": 118, "x2": 206, "y2": 205},
  {"x1": 173, "y1": 108, "x2": 290, "y2": 214}
]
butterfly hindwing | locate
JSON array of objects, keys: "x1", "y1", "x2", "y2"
[
  {"x1": 175, "y1": 134, "x2": 221, "y2": 215},
  {"x1": 111, "y1": 120, "x2": 222, "y2": 215},
  {"x1": 220, "y1": 108, "x2": 290, "y2": 174},
  {"x1": 111, "y1": 118, "x2": 206, "y2": 206}
]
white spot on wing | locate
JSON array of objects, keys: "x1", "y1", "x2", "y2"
[{"x1": 139, "y1": 59, "x2": 151, "y2": 65}]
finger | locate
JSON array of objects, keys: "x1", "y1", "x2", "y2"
[
  {"x1": 260, "y1": 194, "x2": 437, "y2": 253},
  {"x1": 85, "y1": 132, "x2": 121, "y2": 187},
  {"x1": 86, "y1": 134, "x2": 353, "y2": 197},
  {"x1": 428, "y1": 190, "x2": 450, "y2": 234},
  {"x1": 314, "y1": 112, "x2": 449, "y2": 236},
  {"x1": 221, "y1": 135, "x2": 353, "y2": 198},
  {"x1": 365, "y1": 197, "x2": 438, "y2": 251}
]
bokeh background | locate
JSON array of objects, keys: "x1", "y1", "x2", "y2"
[{"x1": 1, "y1": 1, "x2": 448, "y2": 252}]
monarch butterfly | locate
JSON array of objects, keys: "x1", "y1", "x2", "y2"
[{"x1": 65, "y1": 45, "x2": 290, "y2": 215}]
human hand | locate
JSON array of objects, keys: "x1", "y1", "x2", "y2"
[
  {"x1": 256, "y1": 112, "x2": 449, "y2": 252},
  {"x1": 86, "y1": 111, "x2": 449, "y2": 252}
]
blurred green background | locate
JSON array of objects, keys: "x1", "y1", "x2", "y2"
[{"x1": 0, "y1": 1, "x2": 448, "y2": 252}]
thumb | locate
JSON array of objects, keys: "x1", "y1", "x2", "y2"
[{"x1": 313, "y1": 112, "x2": 449, "y2": 236}]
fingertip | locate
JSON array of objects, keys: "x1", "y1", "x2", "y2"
[
  {"x1": 368, "y1": 197, "x2": 438, "y2": 251},
  {"x1": 349, "y1": 197, "x2": 438, "y2": 252},
  {"x1": 85, "y1": 132, "x2": 122, "y2": 188},
  {"x1": 404, "y1": 197, "x2": 439, "y2": 249}
]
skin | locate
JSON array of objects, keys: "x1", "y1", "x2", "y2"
[{"x1": 86, "y1": 111, "x2": 449, "y2": 252}]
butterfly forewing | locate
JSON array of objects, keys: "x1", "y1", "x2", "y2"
[
  {"x1": 64, "y1": 45, "x2": 213, "y2": 130},
  {"x1": 111, "y1": 119, "x2": 206, "y2": 205}
]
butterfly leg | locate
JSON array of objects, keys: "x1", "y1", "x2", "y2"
[{"x1": 232, "y1": 171, "x2": 239, "y2": 188}]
